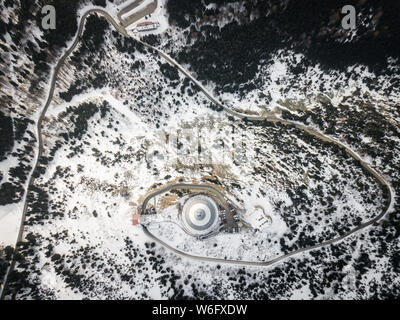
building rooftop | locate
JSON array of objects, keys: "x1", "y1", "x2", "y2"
[{"x1": 181, "y1": 195, "x2": 220, "y2": 237}]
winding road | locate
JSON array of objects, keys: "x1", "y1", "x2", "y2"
[
  {"x1": 0, "y1": 7, "x2": 395, "y2": 298},
  {"x1": 132, "y1": 19, "x2": 394, "y2": 265}
]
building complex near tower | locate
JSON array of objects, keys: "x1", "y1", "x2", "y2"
[{"x1": 181, "y1": 195, "x2": 221, "y2": 238}]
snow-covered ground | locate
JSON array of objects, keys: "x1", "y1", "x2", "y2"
[
  {"x1": 121, "y1": 0, "x2": 154, "y2": 21},
  {"x1": 2, "y1": 13, "x2": 387, "y2": 298},
  {"x1": 125, "y1": 0, "x2": 169, "y2": 35},
  {"x1": 1, "y1": 0, "x2": 399, "y2": 300}
]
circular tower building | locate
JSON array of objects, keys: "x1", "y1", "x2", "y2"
[{"x1": 181, "y1": 194, "x2": 220, "y2": 237}]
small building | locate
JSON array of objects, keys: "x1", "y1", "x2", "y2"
[
  {"x1": 135, "y1": 21, "x2": 160, "y2": 32},
  {"x1": 132, "y1": 213, "x2": 140, "y2": 226},
  {"x1": 243, "y1": 207, "x2": 272, "y2": 231}
]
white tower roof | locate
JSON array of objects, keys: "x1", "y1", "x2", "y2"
[{"x1": 181, "y1": 195, "x2": 220, "y2": 236}]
